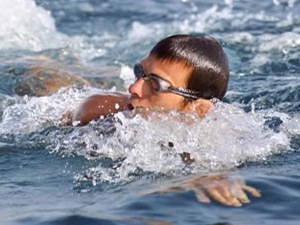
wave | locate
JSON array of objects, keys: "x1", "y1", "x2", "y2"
[
  {"x1": 0, "y1": 0, "x2": 67, "y2": 51},
  {"x1": 0, "y1": 87, "x2": 295, "y2": 183},
  {"x1": 0, "y1": 0, "x2": 108, "y2": 61},
  {"x1": 0, "y1": 0, "x2": 299, "y2": 184},
  {"x1": 1, "y1": 0, "x2": 299, "y2": 62}
]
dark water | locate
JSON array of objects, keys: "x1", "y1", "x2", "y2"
[{"x1": 1, "y1": 0, "x2": 300, "y2": 224}]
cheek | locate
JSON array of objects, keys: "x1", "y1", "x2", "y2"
[
  {"x1": 131, "y1": 93, "x2": 184, "y2": 110},
  {"x1": 153, "y1": 94, "x2": 184, "y2": 109}
]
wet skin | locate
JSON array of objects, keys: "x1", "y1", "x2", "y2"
[
  {"x1": 64, "y1": 55, "x2": 261, "y2": 207},
  {"x1": 71, "y1": 54, "x2": 213, "y2": 125}
]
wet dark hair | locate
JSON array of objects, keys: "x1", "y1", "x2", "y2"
[{"x1": 149, "y1": 34, "x2": 229, "y2": 100}]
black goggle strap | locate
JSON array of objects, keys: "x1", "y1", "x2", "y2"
[
  {"x1": 133, "y1": 63, "x2": 211, "y2": 100},
  {"x1": 167, "y1": 87, "x2": 203, "y2": 99}
]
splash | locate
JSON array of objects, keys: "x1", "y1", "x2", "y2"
[
  {"x1": 0, "y1": 80, "x2": 297, "y2": 189},
  {"x1": 0, "y1": 0, "x2": 108, "y2": 61},
  {"x1": 0, "y1": 0, "x2": 68, "y2": 51},
  {"x1": 0, "y1": 86, "x2": 293, "y2": 183},
  {"x1": 0, "y1": 0, "x2": 298, "y2": 185},
  {"x1": 0, "y1": 86, "x2": 103, "y2": 134},
  {"x1": 35, "y1": 101, "x2": 292, "y2": 183}
]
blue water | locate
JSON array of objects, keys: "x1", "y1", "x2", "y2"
[{"x1": 1, "y1": 0, "x2": 300, "y2": 224}]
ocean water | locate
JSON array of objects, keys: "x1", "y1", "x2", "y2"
[{"x1": 0, "y1": 0, "x2": 300, "y2": 224}]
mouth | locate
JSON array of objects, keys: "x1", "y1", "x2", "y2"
[
  {"x1": 128, "y1": 96, "x2": 149, "y2": 110},
  {"x1": 124, "y1": 103, "x2": 134, "y2": 111}
]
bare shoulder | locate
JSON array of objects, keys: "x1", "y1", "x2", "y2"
[{"x1": 71, "y1": 92, "x2": 130, "y2": 126}]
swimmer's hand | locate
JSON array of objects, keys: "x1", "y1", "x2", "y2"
[{"x1": 156, "y1": 175, "x2": 261, "y2": 207}]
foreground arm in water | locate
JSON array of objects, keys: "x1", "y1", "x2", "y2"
[
  {"x1": 67, "y1": 93, "x2": 130, "y2": 126},
  {"x1": 154, "y1": 174, "x2": 261, "y2": 207},
  {"x1": 188, "y1": 175, "x2": 261, "y2": 206}
]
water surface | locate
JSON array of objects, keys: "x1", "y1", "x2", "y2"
[{"x1": 1, "y1": 0, "x2": 300, "y2": 224}]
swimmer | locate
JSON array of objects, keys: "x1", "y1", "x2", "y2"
[
  {"x1": 67, "y1": 34, "x2": 229, "y2": 126},
  {"x1": 61, "y1": 34, "x2": 261, "y2": 206},
  {"x1": 15, "y1": 34, "x2": 261, "y2": 206}
]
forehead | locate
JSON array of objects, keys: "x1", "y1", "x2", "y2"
[{"x1": 140, "y1": 55, "x2": 193, "y2": 86}]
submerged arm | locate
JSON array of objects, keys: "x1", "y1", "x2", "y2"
[
  {"x1": 183, "y1": 174, "x2": 261, "y2": 206},
  {"x1": 151, "y1": 173, "x2": 261, "y2": 207}
]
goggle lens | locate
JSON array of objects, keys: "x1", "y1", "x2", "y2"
[
  {"x1": 148, "y1": 77, "x2": 161, "y2": 92},
  {"x1": 133, "y1": 64, "x2": 162, "y2": 92},
  {"x1": 133, "y1": 64, "x2": 144, "y2": 79},
  {"x1": 132, "y1": 63, "x2": 205, "y2": 99}
]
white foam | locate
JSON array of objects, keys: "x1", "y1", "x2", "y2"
[
  {"x1": 0, "y1": 0, "x2": 67, "y2": 51},
  {"x1": 0, "y1": 84, "x2": 295, "y2": 183},
  {"x1": 258, "y1": 32, "x2": 300, "y2": 52},
  {"x1": 0, "y1": 0, "x2": 109, "y2": 62},
  {"x1": 42, "y1": 101, "x2": 292, "y2": 183},
  {"x1": 119, "y1": 64, "x2": 134, "y2": 90},
  {"x1": 0, "y1": 0, "x2": 298, "y2": 184},
  {"x1": 273, "y1": 0, "x2": 298, "y2": 7},
  {"x1": 1, "y1": 0, "x2": 298, "y2": 66},
  {"x1": 250, "y1": 32, "x2": 300, "y2": 67},
  {"x1": 0, "y1": 86, "x2": 100, "y2": 134},
  {"x1": 127, "y1": 22, "x2": 164, "y2": 42},
  {"x1": 222, "y1": 30, "x2": 300, "y2": 68},
  {"x1": 125, "y1": 4, "x2": 231, "y2": 43}
]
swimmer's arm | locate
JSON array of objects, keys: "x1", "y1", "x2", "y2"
[
  {"x1": 62, "y1": 93, "x2": 130, "y2": 126},
  {"x1": 183, "y1": 174, "x2": 261, "y2": 207},
  {"x1": 154, "y1": 174, "x2": 261, "y2": 207}
]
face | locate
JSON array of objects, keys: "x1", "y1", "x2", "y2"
[{"x1": 128, "y1": 55, "x2": 193, "y2": 111}]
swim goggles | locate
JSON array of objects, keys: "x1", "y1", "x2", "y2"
[{"x1": 133, "y1": 63, "x2": 203, "y2": 99}]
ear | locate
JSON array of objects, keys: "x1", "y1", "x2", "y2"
[{"x1": 183, "y1": 98, "x2": 213, "y2": 117}]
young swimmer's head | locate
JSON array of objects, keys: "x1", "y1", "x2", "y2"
[
  {"x1": 128, "y1": 34, "x2": 229, "y2": 115},
  {"x1": 149, "y1": 35, "x2": 229, "y2": 100}
]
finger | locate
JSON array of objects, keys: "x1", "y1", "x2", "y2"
[
  {"x1": 242, "y1": 185, "x2": 261, "y2": 197},
  {"x1": 193, "y1": 188, "x2": 211, "y2": 203},
  {"x1": 209, "y1": 189, "x2": 240, "y2": 206},
  {"x1": 235, "y1": 189, "x2": 250, "y2": 204},
  {"x1": 231, "y1": 183, "x2": 250, "y2": 204},
  {"x1": 217, "y1": 186, "x2": 242, "y2": 206},
  {"x1": 230, "y1": 197, "x2": 243, "y2": 207},
  {"x1": 218, "y1": 185, "x2": 232, "y2": 200}
]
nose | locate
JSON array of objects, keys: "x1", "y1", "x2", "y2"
[{"x1": 128, "y1": 78, "x2": 149, "y2": 98}]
